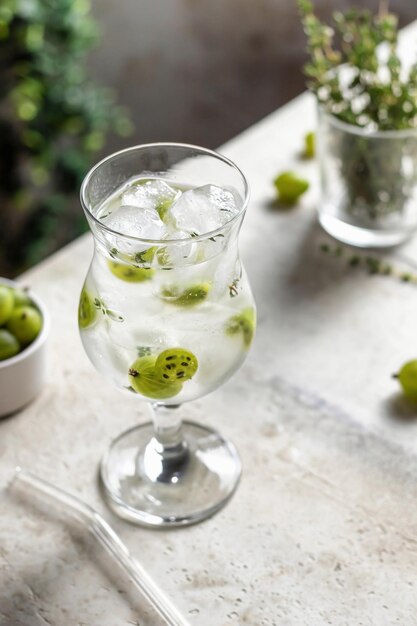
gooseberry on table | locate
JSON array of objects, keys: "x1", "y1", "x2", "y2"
[
  {"x1": 303, "y1": 131, "x2": 315, "y2": 159},
  {"x1": 273, "y1": 171, "x2": 309, "y2": 206},
  {"x1": 395, "y1": 360, "x2": 417, "y2": 401}
]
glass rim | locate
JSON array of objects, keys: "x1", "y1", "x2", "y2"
[
  {"x1": 319, "y1": 106, "x2": 417, "y2": 139},
  {"x1": 80, "y1": 142, "x2": 250, "y2": 245}
]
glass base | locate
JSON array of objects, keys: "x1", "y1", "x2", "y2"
[
  {"x1": 100, "y1": 420, "x2": 242, "y2": 527},
  {"x1": 319, "y1": 213, "x2": 415, "y2": 248}
]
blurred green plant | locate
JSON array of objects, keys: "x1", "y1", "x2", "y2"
[
  {"x1": 0, "y1": 0, "x2": 133, "y2": 275},
  {"x1": 298, "y1": 0, "x2": 417, "y2": 130},
  {"x1": 299, "y1": 1, "x2": 417, "y2": 223}
]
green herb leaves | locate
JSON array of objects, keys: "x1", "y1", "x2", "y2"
[{"x1": 299, "y1": 1, "x2": 417, "y2": 130}]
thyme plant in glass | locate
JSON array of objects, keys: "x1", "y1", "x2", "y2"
[
  {"x1": 300, "y1": 1, "x2": 417, "y2": 247},
  {"x1": 78, "y1": 144, "x2": 255, "y2": 527}
]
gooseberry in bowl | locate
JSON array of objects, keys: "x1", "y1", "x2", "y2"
[{"x1": 0, "y1": 277, "x2": 49, "y2": 417}]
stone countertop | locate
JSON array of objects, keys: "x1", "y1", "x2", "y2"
[{"x1": 3, "y1": 23, "x2": 417, "y2": 626}]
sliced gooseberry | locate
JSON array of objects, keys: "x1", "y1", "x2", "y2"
[
  {"x1": 6, "y1": 305, "x2": 42, "y2": 346},
  {"x1": 161, "y1": 283, "x2": 210, "y2": 307},
  {"x1": 155, "y1": 348, "x2": 198, "y2": 383},
  {"x1": 0, "y1": 285, "x2": 14, "y2": 325},
  {"x1": 114, "y1": 247, "x2": 156, "y2": 267},
  {"x1": 0, "y1": 329, "x2": 20, "y2": 361},
  {"x1": 78, "y1": 287, "x2": 97, "y2": 329},
  {"x1": 226, "y1": 307, "x2": 256, "y2": 349},
  {"x1": 128, "y1": 356, "x2": 182, "y2": 399},
  {"x1": 156, "y1": 198, "x2": 174, "y2": 222},
  {"x1": 133, "y1": 246, "x2": 157, "y2": 267},
  {"x1": 108, "y1": 260, "x2": 154, "y2": 282}
]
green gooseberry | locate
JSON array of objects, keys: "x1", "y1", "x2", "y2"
[
  {"x1": 78, "y1": 287, "x2": 97, "y2": 329},
  {"x1": 0, "y1": 329, "x2": 20, "y2": 361},
  {"x1": 0, "y1": 286, "x2": 14, "y2": 325},
  {"x1": 225, "y1": 307, "x2": 256, "y2": 349},
  {"x1": 155, "y1": 348, "x2": 198, "y2": 383},
  {"x1": 6, "y1": 305, "x2": 42, "y2": 346},
  {"x1": 274, "y1": 171, "x2": 309, "y2": 205},
  {"x1": 397, "y1": 360, "x2": 417, "y2": 401},
  {"x1": 128, "y1": 356, "x2": 182, "y2": 399},
  {"x1": 108, "y1": 260, "x2": 154, "y2": 282},
  {"x1": 13, "y1": 287, "x2": 32, "y2": 307},
  {"x1": 161, "y1": 283, "x2": 211, "y2": 307},
  {"x1": 303, "y1": 131, "x2": 315, "y2": 159}
]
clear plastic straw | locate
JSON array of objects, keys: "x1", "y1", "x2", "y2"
[{"x1": 12, "y1": 467, "x2": 191, "y2": 626}]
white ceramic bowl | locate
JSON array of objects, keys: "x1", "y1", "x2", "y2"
[{"x1": 0, "y1": 277, "x2": 50, "y2": 417}]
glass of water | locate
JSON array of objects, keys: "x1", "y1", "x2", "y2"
[{"x1": 79, "y1": 144, "x2": 255, "y2": 527}]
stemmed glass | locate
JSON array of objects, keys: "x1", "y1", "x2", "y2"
[{"x1": 78, "y1": 143, "x2": 255, "y2": 527}]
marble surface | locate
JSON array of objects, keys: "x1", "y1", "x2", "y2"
[{"x1": 3, "y1": 23, "x2": 417, "y2": 626}]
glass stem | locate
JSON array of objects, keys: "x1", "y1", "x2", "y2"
[
  {"x1": 151, "y1": 403, "x2": 184, "y2": 449},
  {"x1": 140, "y1": 404, "x2": 189, "y2": 484}
]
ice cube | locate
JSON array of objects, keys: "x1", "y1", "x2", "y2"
[
  {"x1": 122, "y1": 179, "x2": 179, "y2": 212},
  {"x1": 104, "y1": 205, "x2": 167, "y2": 240},
  {"x1": 156, "y1": 230, "x2": 196, "y2": 267},
  {"x1": 170, "y1": 184, "x2": 239, "y2": 236}
]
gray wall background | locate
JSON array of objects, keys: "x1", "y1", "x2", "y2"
[{"x1": 89, "y1": 1, "x2": 417, "y2": 150}]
